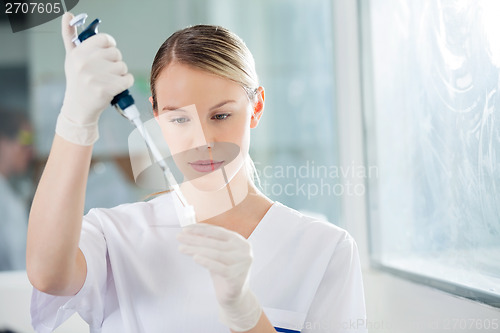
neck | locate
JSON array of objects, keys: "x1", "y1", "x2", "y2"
[{"x1": 179, "y1": 166, "x2": 272, "y2": 229}]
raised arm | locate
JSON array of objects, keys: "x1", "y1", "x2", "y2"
[{"x1": 26, "y1": 12, "x2": 133, "y2": 296}]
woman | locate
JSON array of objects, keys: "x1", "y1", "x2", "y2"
[{"x1": 27, "y1": 12, "x2": 366, "y2": 333}]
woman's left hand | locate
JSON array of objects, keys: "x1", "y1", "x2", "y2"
[{"x1": 177, "y1": 223, "x2": 262, "y2": 331}]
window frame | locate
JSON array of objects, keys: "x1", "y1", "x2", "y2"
[{"x1": 358, "y1": 0, "x2": 500, "y2": 309}]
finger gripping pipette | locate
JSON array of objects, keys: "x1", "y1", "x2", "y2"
[
  {"x1": 69, "y1": 14, "x2": 137, "y2": 120},
  {"x1": 69, "y1": 13, "x2": 196, "y2": 227}
]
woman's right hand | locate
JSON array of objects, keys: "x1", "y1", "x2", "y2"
[
  {"x1": 56, "y1": 12, "x2": 134, "y2": 146},
  {"x1": 27, "y1": 13, "x2": 133, "y2": 295}
]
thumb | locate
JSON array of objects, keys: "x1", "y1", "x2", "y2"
[{"x1": 61, "y1": 12, "x2": 77, "y2": 52}]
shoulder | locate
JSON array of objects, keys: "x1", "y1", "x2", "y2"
[
  {"x1": 266, "y1": 201, "x2": 353, "y2": 250},
  {"x1": 84, "y1": 192, "x2": 179, "y2": 227}
]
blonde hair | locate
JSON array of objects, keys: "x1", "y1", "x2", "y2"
[
  {"x1": 150, "y1": 24, "x2": 259, "y2": 110},
  {"x1": 150, "y1": 24, "x2": 261, "y2": 184}
]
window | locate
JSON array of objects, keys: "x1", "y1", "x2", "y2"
[{"x1": 361, "y1": 0, "x2": 500, "y2": 307}]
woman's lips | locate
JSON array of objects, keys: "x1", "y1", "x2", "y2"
[{"x1": 189, "y1": 160, "x2": 224, "y2": 173}]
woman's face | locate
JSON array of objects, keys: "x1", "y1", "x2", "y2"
[{"x1": 151, "y1": 62, "x2": 262, "y2": 191}]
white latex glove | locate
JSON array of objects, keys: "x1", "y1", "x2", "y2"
[
  {"x1": 56, "y1": 12, "x2": 134, "y2": 145},
  {"x1": 177, "y1": 223, "x2": 262, "y2": 332}
]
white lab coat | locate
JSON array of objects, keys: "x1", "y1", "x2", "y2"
[
  {"x1": 0, "y1": 173, "x2": 28, "y2": 271},
  {"x1": 31, "y1": 193, "x2": 366, "y2": 333}
]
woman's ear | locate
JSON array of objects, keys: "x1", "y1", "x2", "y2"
[
  {"x1": 149, "y1": 96, "x2": 159, "y2": 120},
  {"x1": 250, "y1": 87, "x2": 265, "y2": 129}
]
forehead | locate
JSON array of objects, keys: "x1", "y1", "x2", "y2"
[{"x1": 155, "y1": 62, "x2": 247, "y2": 108}]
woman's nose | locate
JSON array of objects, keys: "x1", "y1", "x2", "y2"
[
  {"x1": 187, "y1": 112, "x2": 215, "y2": 150},
  {"x1": 194, "y1": 124, "x2": 215, "y2": 151}
]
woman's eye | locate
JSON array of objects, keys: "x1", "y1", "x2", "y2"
[
  {"x1": 170, "y1": 117, "x2": 190, "y2": 124},
  {"x1": 212, "y1": 113, "x2": 231, "y2": 121}
]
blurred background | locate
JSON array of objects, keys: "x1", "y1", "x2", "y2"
[{"x1": 0, "y1": 0, "x2": 499, "y2": 332}]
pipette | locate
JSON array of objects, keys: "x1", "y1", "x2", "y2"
[{"x1": 69, "y1": 13, "x2": 196, "y2": 226}]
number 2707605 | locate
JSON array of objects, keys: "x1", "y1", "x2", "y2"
[{"x1": 5, "y1": 2, "x2": 61, "y2": 14}]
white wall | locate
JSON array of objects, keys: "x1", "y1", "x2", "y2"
[{"x1": 332, "y1": 1, "x2": 500, "y2": 332}]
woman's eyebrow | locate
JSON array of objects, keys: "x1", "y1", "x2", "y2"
[
  {"x1": 161, "y1": 101, "x2": 236, "y2": 112},
  {"x1": 209, "y1": 100, "x2": 236, "y2": 111},
  {"x1": 162, "y1": 105, "x2": 187, "y2": 112}
]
